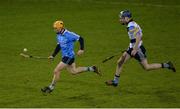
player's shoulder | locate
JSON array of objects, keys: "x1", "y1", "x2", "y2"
[
  {"x1": 127, "y1": 21, "x2": 138, "y2": 28},
  {"x1": 64, "y1": 29, "x2": 74, "y2": 35},
  {"x1": 63, "y1": 29, "x2": 69, "y2": 35},
  {"x1": 67, "y1": 31, "x2": 79, "y2": 37},
  {"x1": 63, "y1": 29, "x2": 74, "y2": 37}
]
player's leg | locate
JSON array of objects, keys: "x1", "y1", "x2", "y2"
[
  {"x1": 115, "y1": 52, "x2": 131, "y2": 75},
  {"x1": 67, "y1": 63, "x2": 101, "y2": 76},
  {"x1": 141, "y1": 59, "x2": 176, "y2": 72},
  {"x1": 135, "y1": 45, "x2": 176, "y2": 72},
  {"x1": 50, "y1": 62, "x2": 68, "y2": 87},
  {"x1": 141, "y1": 59, "x2": 162, "y2": 70},
  {"x1": 41, "y1": 62, "x2": 68, "y2": 93},
  {"x1": 106, "y1": 51, "x2": 131, "y2": 86},
  {"x1": 66, "y1": 63, "x2": 88, "y2": 74}
]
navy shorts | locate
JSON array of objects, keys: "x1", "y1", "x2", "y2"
[
  {"x1": 126, "y1": 45, "x2": 147, "y2": 62},
  {"x1": 62, "y1": 56, "x2": 75, "y2": 65}
]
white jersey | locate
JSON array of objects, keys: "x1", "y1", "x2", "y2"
[{"x1": 127, "y1": 21, "x2": 143, "y2": 48}]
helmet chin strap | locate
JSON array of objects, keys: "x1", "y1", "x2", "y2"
[
  {"x1": 57, "y1": 28, "x2": 65, "y2": 34},
  {"x1": 128, "y1": 19, "x2": 133, "y2": 23},
  {"x1": 124, "y1": 18, "x2": 133, "y2": 25},
  {"x1": 60, "y1": 28, "x2": 65, "y2": 34}
]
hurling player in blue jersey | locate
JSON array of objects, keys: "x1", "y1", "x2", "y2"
[
  {"x1": 106, "y1": 10, "x2": 176, "y2": 87},
  {"x1": 41, "y1": 20, "x2": 101, "y2": 93}
]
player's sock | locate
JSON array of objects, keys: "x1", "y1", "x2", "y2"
[
  {"x1": 162, "y1": 63, "x2": 170, "y2": 68},
  {"x1": 49, "y1": 84, "x2": 55, "y2": 90},
  {"x1": 49, "y1": 81, "x2": 56, "y2": 90},
  {"x1": 113, "y1": 74, "x2": 120, "y2": 84},
  {"x1": 86, "y1": 66, "x2": 94, "y2": 72}
]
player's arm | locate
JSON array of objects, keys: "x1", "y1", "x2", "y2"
[
  {"x1": 134, "y1": 33, "x2": 141, "y2": 51},
  {"x1": 129, "y1": 26, "x2": 141, "y2": 50},
  {"x1": 70, "y1": 32, "x2": 84, "y2": 50},
  {"x1": 129, "y1": 26, "x2": 142, "y2": 56},
  {"x1": 49, "y1": 43, "x2": 61, "y2": 59},
  {"x1": 77, "y1": 36, "x2": 84, "y2": 56},
  {"x1": 132, "y1": 34, "x2": 141, "y2": 57},
  {"x1": 69, "y1": 32, "x2": 84, "y2": 56},
  {"x1": 78, "y1": 36, "x2": 84, "y2": 50}
]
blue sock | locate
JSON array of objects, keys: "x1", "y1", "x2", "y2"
[{"x1": 113, "y1": 74, "x2": 120, "y2": 84}]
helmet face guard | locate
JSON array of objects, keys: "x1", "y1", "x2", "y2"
[{"x1": 119, "y1": 10, "x2": 132, "y2": 25}]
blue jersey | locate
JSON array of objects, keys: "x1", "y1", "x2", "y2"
[{"x1": 57, "y1": 29, "x2": 80, "y2": 58}]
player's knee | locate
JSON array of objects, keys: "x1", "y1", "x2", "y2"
[
  {"x1": 143, "y1": 64, "x2": 150, "y2": 71},
  {"x1": 53, "y1": 69, "x2": 60, "y2": 75},
  {"x1": 70, "y1": 69, "x2": 77, "y2": 75}
]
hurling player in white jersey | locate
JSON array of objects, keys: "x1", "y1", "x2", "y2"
[{"x1": 106, "y1": 10, "x2": 176, "y2": 87}]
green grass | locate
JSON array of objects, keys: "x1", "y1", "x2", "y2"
[{"x1": 0, "y1": 0, "x2": 180, "y2": 107}]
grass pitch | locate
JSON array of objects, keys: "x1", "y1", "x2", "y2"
[{"x1": 0, "y1": 0, "x2": 180, "y2": 107}]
